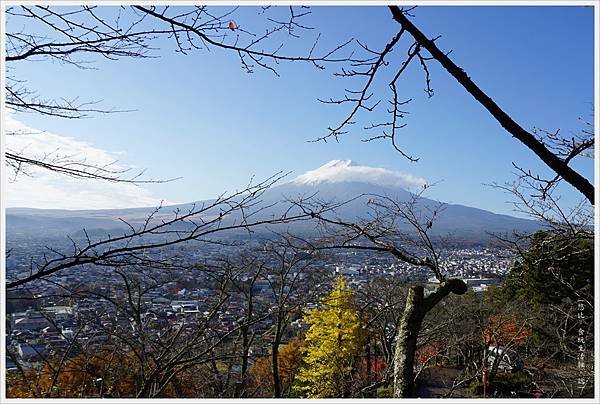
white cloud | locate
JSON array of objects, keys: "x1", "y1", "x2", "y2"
[
  {"x1": 4, "y1": 114, "x2": 171, "y2": 210},
  {"x1": 293, "y1": 159, "x2": 427, "y2": 190}
]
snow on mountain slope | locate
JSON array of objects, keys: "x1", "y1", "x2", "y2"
[{"x1": 292, "y1": 160, "x2": 427, "y2": 190}]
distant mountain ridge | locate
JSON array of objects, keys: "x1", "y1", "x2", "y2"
[{"x1": 6, "y1": 160, "x2": 541, "y2": 240}]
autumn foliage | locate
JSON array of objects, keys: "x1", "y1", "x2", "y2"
[
  {"x1": 249, "y1": 339, "x2": 304, "y2": 397},
  {"x1": 7, "y1": 348, "x2": 138, "y2": 398},
  {"x1": 294, "y1": 276, "x2": 366, "y2": 398},
  {"x1": 483, "y1": 315, "x2": 531, "y2": 347}
]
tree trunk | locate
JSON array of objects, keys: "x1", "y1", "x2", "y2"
[
  {"x1": 393, "y1": 285, "x2": 426, "y2": 398},
  {"x1": 393, "y1": 279, "x2": 468, "y2": 398},
  {"x1": 237, "y1": 292, "x2": 254, "y2": 398},
  {"x1": 271, "y1": 314, "x2": 285, "y2": 398},
  {"x1": 366, "y1": 338, "x2": 372, "y2": 384},
  {"x1": 237, "y1": 326, "x2": 249, "y2": 397},
  {"x1": 271, "y1": 338, "x2": 281, "y2": 397}
]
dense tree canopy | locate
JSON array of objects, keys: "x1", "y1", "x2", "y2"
[{"x1": 502, "y1": 231, "x2": 593, "y2": 306}]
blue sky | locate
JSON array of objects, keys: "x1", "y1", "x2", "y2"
[{"x1": 5, "y1": 5, "x2": 595, "y2": 215}]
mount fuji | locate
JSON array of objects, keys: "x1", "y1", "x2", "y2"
[
  {"x1": 6, "y1": 160, "x2": 541, "y2": 241},
  {"x1": 292, "y1": 159, "x2": 426, "y2": 189}
]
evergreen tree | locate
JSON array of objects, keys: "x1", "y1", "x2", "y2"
[
  {"x1": 295, "y1": 276, "x2": 366, "y2": 398},
  {"x1": 503, "y1": 231, "x2": 593, "y2": 306}
]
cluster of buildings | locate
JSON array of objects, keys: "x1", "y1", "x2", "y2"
[
  {"x1": 6, "y1": 234, "x2": 515, "y2": 372},
  {"x1": 331, "y1": 246, "x2": 511, "y2": 291}
]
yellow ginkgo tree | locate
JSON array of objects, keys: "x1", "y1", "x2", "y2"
[{"x1": 294, "y1": 276, "x2": 366, "y2": 398}]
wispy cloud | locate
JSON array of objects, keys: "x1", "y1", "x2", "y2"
[
  {"x1": 5, "y1": 114, "x2": 171, "y2": 210},
  {"x1": 293, "y1": 159, "x2": 427, "y2": 190}
]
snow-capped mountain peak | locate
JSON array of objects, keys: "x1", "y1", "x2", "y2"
[
  {"x1": 292, "y1": 159, "x2": 427, "y2": 190},
  {"x1": 319, "y1": 159, "x2": 356, "y2": 169}
]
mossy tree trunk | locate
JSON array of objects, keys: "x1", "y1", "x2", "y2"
[{"x1": 393, "y1": 279, "x2": 468, "y2": 398}]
